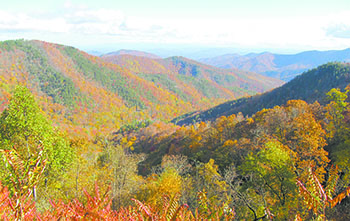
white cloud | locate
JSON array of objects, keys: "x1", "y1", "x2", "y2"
[
  {"x1": 1, "y1": 4, "x2": 350, "y2": 52},
  {"x1": 0, "y1": 10, "x2": 69, "y2": 33},
  {"x1": 326, "y1": 24, "x2": 350, "y2": 38}
]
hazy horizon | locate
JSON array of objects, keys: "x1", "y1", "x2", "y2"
[
  {"x1": 82, "y1": 44, "x2": 350, "y2": 60},
  {"x1": 1, "y1": 0, "x2": 350, "y2": 57}
]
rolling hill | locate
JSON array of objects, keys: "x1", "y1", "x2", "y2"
[
  {"x1": 199, "y1": 49, "x2": 350, "y2": 81},
  {"x1": 174, "y1": 62, "x2": 350, "y2": 125}
]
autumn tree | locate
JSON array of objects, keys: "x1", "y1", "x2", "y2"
[
  {"x1": 253, "y1": 100, "x2": 329, "y2": 182},
  {"x1": 97, "y1": 139, "x2": 144, "y2": 210},
  {"x1": 324, "y1": 88, "x2": 350, "y2": 186},
  {"x1": 191, "y1": 159, "x2": 231, "y2": 211},
  {"x1": 239, "y1": 141, "x2": 297, "y2": 220},
  {"x1": 325, "y1": 88, "x2": 349, "y2": 139}
]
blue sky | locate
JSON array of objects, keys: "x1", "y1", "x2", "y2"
[{"x1": 1, "y1": 0, "x2": 350, "y2": 54}]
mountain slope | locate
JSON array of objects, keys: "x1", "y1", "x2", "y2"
[
  {"x1": 101, "y1": 54, "x2": 283, "y2": 101},
  {"x1": 0, "y1": 40, "x2": 191, "y2": 108},
  {"x1": 0, "y1": 40, "x2": 200, "y2": 135},
  {"x1": 200, "y1": 49, "x2": 350, "y2": 81},
  {"x1": 174, "y1": 62, "x2": 350, "y2": 125}
]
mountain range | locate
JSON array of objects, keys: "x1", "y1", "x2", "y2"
[
  {"x1": 199, "y1": 48, "x2": 350, "y2": 81},
  {"x1": 101, "y1": 53, "x2": 282, "y2": 100},
  {"x1": 0, "y1": 39, "x2": 281, "y2": 134},
  {"x1": 3, "y1": 39, "x2": 349, "y2": 131}
]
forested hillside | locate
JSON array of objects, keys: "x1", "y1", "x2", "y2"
[
  {"x1": 0, "y1": 40, "x2": 349, "y2": 220},
  {"x1": 0, "y1": 39, "x2": 281, "y2": 136},
  {"x1": 126, "y1": 92, "x2": 350, "y2": 220},
  {"x1": 175, "y1": 62, "x2": 350, "y2": 125},
  {"x1": 102, "y1": 53, "x2": 283, "y2": 100}
]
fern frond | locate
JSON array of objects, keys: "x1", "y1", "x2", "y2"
[
  {"x1": 0, "y1": 183, "x2": 11, "y2": 217},
  {"x1": 162, "y1": 195, "x2": 170, "y2": 212},
  {"x1": 171, "y1": 204, "x2": 190, "y2": 221},
  {"x1": 165, "y1": 194, "x2": 179, "y2": 220},
  {"x1": 297, "y1": 179, "x2": 321, "y2": 213},
  {"x1": 312, "y1": 170, "x2": 327, "y2": 202},
  {"x1": 132, "y1": 198, "x2": 153, "y2": 218},
  {"x1": 163, "y1": 194, "x2": 179, "y2": 220},
  {"x1": 325, "y1": 165, "x2": 339, "y2": 200},
  {"x1": 330, "y1": 185, "x2": 350, "y2": 208}
]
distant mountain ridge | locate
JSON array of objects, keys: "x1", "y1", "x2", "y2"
[
  {"x1": 199, "y1": 48, "x2": 350, "y2": 81},
  {"x1": 102, "y1": 49, "x2": 161, "y2": 59},
  {"x1": 174, "y1": 62, "x2": 350, "y2": 125}
]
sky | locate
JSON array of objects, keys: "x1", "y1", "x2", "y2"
[{"x1": 1, "y1": 0, "x2": 350, "y2": 56}]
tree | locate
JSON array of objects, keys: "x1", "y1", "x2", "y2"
[
  {"x1": 325, "y1": 88, "x2": 349, "y2": 139},
  {"x1": 324, "y1": 88, "x2": 350, "y2": 186},
  {"x1": 194, "y1": 159, "x2": 230, "y2": 210},
  {"x1": 239, "y1": 141, "x2": 297, "y2": 220},
  {"x1": 139, "y1": 167, "x2": 183, "y2": 209},
  {"x1": 0, "y1": 85, "x2": 74, "y2": 201},
  {"x1": 254, "y1": 100, "x2": 329, "y2": 182},
  {"x1": 97, "y1": 140, "x2": 143, "y2": 210}
]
